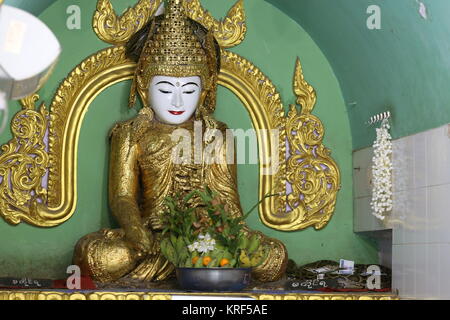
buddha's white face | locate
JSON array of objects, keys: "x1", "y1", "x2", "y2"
[{"x1": 149, "y1": 75, "x2": 202, "y2": 125}]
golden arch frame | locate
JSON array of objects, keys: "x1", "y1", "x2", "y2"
[{"x1": 0, "y1": 0, "x2": 340, "y2": 231}]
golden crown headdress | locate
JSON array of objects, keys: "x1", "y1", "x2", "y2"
[{"x1": 127, "y1": 0, "x2": 219, "y2": 112}]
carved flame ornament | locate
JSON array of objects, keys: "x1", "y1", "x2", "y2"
[
  {"x1": 93, "y1": 0, "x2": 161, "y2": 45},
  {"x1": 93, "y1": 0, "x2": 247, "y2": 48},
  {"x1": 282, "y1": 59, "x2": 340, "y2": 230},
  {"x1": 0, "y1": 0, "x2": 340, "y2": 231}
]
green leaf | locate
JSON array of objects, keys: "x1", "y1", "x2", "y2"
[
  {"x1": 170, "y1": 234, "x2": 177, "y2": 246},
  {"x1": 223, "y1": 250, "x2": 233, "y2": 260},
  {"x1": 183, "y1": 190, "x2": 197, "y2": 203},
  {"x1": 176, "y1": 236, "x2": 185, "y2": 253},
  {"x1": 205, "y1": 185, "x2": 213, "y2": 196},
  {"x1": 207, "y1": 258, "x2": 218, "y2": 268},
  {"x1": 184, "y1": 258, "x2": 193, "y2": 268},
  {"x1": 194, "y1": 257, "x2": 204, "y2": 268}
]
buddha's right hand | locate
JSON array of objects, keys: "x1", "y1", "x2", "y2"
[{"x1": 125, "y1": 225, "x2": 156, "y2": 257}]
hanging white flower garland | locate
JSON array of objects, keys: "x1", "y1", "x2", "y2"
[{"x1": 370, "y1": 119, "x2": 393, "y2": 220}]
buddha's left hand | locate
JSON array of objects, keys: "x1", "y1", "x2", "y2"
[
  {"x1": 144, "y1": 215, "x2": 165, "y2": 231},
  {"x1": 125, "y1": 225, "x2": 156, "y2": 257}
]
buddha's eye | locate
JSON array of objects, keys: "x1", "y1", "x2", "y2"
[
  {"x1": 183, "y1": 90, "x2": 196, "y2": 94},
  {"x1": 159, "y1": 89, "x2": 172, "y2": 94}
]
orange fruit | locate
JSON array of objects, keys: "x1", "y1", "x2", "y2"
[
  {"x1": 192, "y1": 256, "x2": 199, "y2": 265},
  {"x1": 220, "y1": 258, "x2": 230, "y2": 267},
  {"x1": 202, "y1": 256, "x2": 212, "y2": 266}
]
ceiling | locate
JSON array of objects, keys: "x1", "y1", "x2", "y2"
[{"x1": 7, "y1": 0, "x2": 450, "y2": 149}]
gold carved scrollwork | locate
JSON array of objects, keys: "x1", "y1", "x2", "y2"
[
  {"x1": 183, "y1": 0, "x2": 247, "y2": 48},
  {"x1": 0, "y1": 95, "x2": 49, "y2": 226},
  {"x1": 92, "y1": 0, "x2": 246, "y2": 48},
  {"x1": 282, "y1": 59, "x2": 341, "y2": 230},
  {"x1": 93, "y1": 0, "x2": 161, "y2": 45}
]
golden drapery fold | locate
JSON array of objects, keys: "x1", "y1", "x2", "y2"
[{"x1": 73, "y1": 114, "x2": 287, "y2": 283}]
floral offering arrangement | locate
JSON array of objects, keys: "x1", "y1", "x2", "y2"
[
  {"x1": 160, "y1": 187, "x2": 268, "y2": 269},
  {"x1": 370, "y1": 119, "x2": 393, "y2": 221}
]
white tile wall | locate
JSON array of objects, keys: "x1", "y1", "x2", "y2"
[
  {"x1": 402, "y1": 244, "x2": 415, "y2": 299},
  {"x1": 427, "y1": 184, "x2": 450, "y2": 243},
  {"x1": 354, "y1": 197, "x2": 386, "y2": 232},
  {"x1": 439, "y1": 244, "x2": 450, "y2": 299},
  {"x1": 414, "y1": 244, "x2": 427, "y2": 299},
  {"x1": 392, "y1": 135, "x2": 414, "y2": 192},
  {"x1": 391, "y1": 190, "x2": 410, "y2": 245},
  {"x1": 353, "y1": 124, "x2": 450, "y2": 299},
  {"x1": 426, "y1": 243, "x2": 440, "y2": 299},
  {"x1": 353, "y1": 147, "x2": 373, "y2": 198},
  {"x1": 413, "y1": 133, "x2": 428, "y2": 189},
  {"x1": 391, "y1": 245, "x2": 402, "y2": 293},
  {"x1": 427, "y1": 126, "x2": 450, "y2": 187},
  {"x1": 408, "y1": 188, "x2": 427, "y2": 244}
]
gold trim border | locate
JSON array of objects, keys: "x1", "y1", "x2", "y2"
[{"x1": 0, "y1": 290, "x2": 398, "y2": 300}]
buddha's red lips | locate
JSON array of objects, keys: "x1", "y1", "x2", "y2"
[{"x1": 168, "y1": 111, "x2": 185, "y2": 115}]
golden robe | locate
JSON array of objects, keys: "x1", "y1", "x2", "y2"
[{"x1": 73, "y1": 113, "x2": 288, "y2": 283}]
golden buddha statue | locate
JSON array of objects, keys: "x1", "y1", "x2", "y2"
[{"x1": 73, "y1": 0, "x2": 287, "y2": 284}]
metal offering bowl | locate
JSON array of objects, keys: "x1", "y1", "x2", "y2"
[{"x1": 176, "y1": 267, "x2": 252, "y2": 292}]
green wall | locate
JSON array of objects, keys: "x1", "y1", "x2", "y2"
[
  {"x1": 4, "y1": 0, "x2": 54, "y2": 16},
  {"x1": 0, "y1": 0, "x2": 377, "y2": 279},
  {"x1": 269, "y1": 0, "x2": 450, "y2": 150}
]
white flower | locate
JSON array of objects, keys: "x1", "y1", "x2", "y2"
[
  {"x1": 187, "y1": 233, "x2": 216, "y2": 254},
  {"x1": 370, "y1": 119, "x2": 393, "y2": 221},
  {"x1": 197, "y1": 242, "x2": 210, "y2": 253}
]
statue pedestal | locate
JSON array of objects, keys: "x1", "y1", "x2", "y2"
[
  {"x1": 0, "y1": 277, "x2": 397, "y2": 300},
  {"x1": 0, "y1": 289, "x2": 397, "y2": 300}
]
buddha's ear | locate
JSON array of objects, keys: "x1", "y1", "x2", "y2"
[
  {"x1": 199, "y1": 90, "x2": 208, "y2": 106},
  {"x1": 195, "y1": 90, "x2": 208, "y2": 121},
  {"x1": 137, "y1": 86, "x2": 150, "y2": 109}
]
